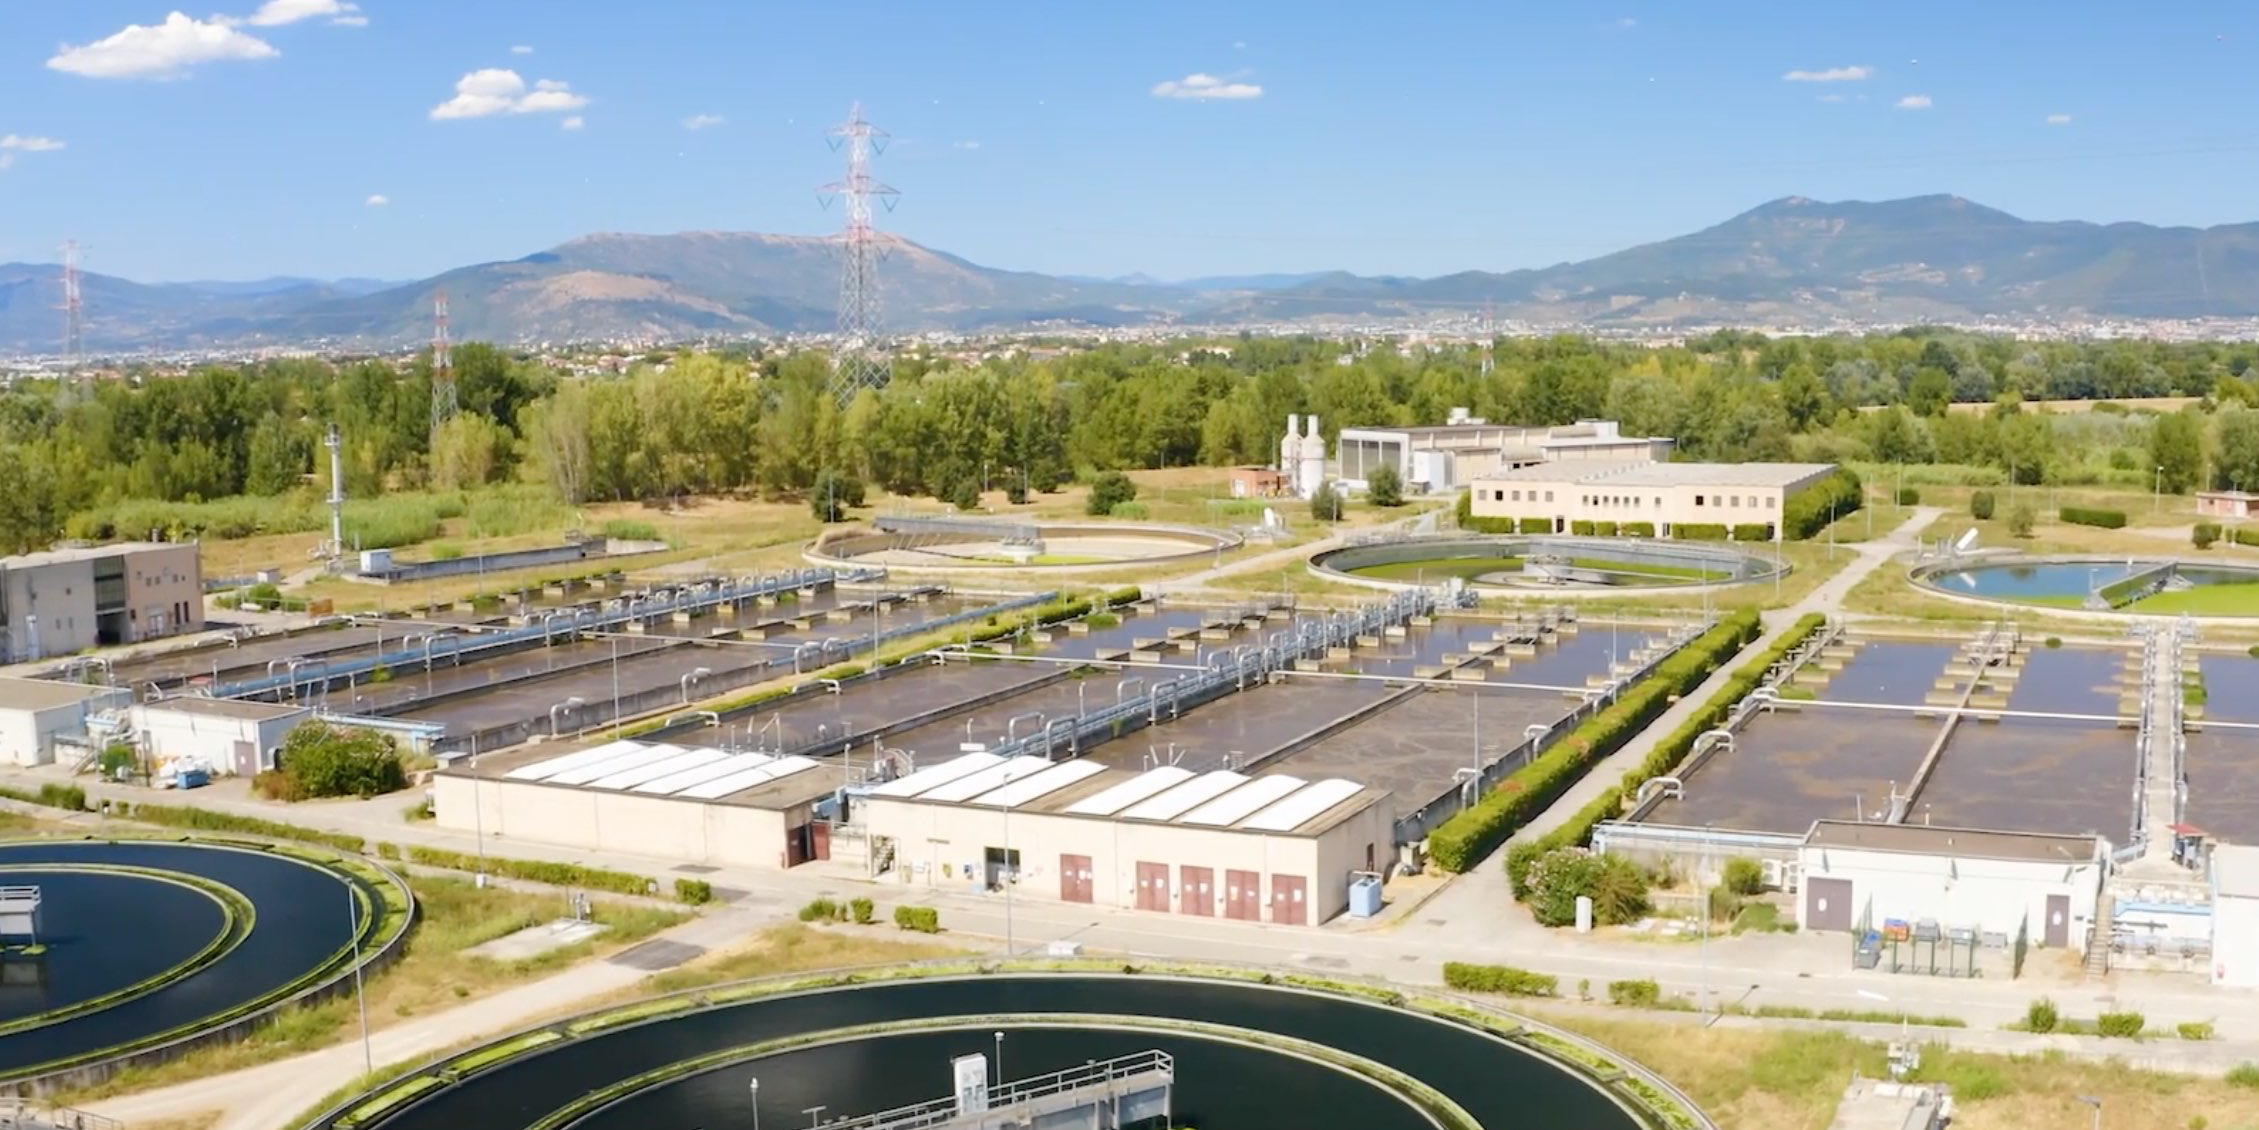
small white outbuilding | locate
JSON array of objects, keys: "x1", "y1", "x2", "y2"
[
  {"x1": 2210, "y1": 844, "x2": 2259, "y2": 988},
  {"x1": 132, "y1": 696, "x2": 310, "y2": 777},
  {"x1": 0, "y1": 677, "x2": 131, "y2": 768},
  {"x1": 1796, "y1": 820, "x2": 2107, "y2": 950}
]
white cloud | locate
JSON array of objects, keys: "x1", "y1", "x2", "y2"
[
  {"x1": 1782, "y1": 65, "x2": 1873, "y2": 82},
  {"x1": 560, "y1": 115, "x2": 584, "y2": 131},
  {"x1": 510, "y1": 44, "x2": 534, "y2": 54},
  {"x1": 364, "y1": 193, "x2": 388, "y2": 206},
  {"x1": 246, "y1": 0, "x2": 361, "y2": 26},
  {"x1": 1896, "y1": 94, "x2": 1932, "y2": 109},
  {"x1": 429, "y1": 69, "x2": 589, "y2": 119},
  {"x1": 953, "y1": 140, "x2": 981, "y2": 150},
  {"x1": 681, "y1": 113, "x2": 726, "y2": 130},
  {"x1": 331, "y1": 15, "x2": 368, "y2": 27},
  {"x1": 2045, "y1": 113, "x2": 2072, "y2": 125},
  {"x1": 1, "y1": 135, "x2": 66, "y2": 152},
  {"x1": 1151, "y1": 72, "x2": 1263, "y2": 100},
  {"x1": 48, "y1": 12, "x2": 279, "y2": 80}
]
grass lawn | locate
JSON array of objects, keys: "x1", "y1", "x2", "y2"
[
  {"x1": 2126, "y1": 583, "x2": 2259, "y2": 616},
  {"x1": 637, "y1": 922, "x2": 969, "y2": 996},
  {"x1": 55, "y1": 875, "x2": 686, "y2": 1102},
  {"x1": 1529, "y1": 1011, "x2": 2259, "y2": 1130}
]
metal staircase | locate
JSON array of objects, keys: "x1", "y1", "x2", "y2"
[{"x1": 2083, "y1": 890, "x2": 2113, "y2": 981}]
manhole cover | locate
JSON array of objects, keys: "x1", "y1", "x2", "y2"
[
  {"x1": 673, "y1": 864, "x2": 719, "y2": 874},
  {"x1": 609, "y1": 940, "x2": 707, "y2": 971}
]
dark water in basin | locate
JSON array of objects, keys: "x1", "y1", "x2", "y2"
[
  {"x1": 578, "y1": 1026, "x2": 1429, "y2": 1130},
  {"x1": 353, "y1": 976, "x2": 1639, "y2": 1130},
  {"x1": 0, "y1": 842, "x2": 359, "y2": 1076},
  {"x1": 0, "y1": 869, "x2": 226, "y2": 1025}
]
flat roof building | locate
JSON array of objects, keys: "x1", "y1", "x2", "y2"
[
  {"x1": 859, "y1": 754, "x2": 1395, "y2": 925},
  {"x1": 1796, "y1": 821, "x2": 2106, "y2": 952},
  {"x1": 0, "y1": 677, "x2": 132, "y2": 768},
  {"x1": 1335, "y1": 417, "x2": 1674, "y2": 493},
  {"x1": 1467, "y1": 460, "x2": 1838, "y2": 542},
  {"x1": 132, "y1": 695, "x2": 310, "y2": 777},
  {"x1": 0, "y1": 542, "x2": 203, "y2": 663}
]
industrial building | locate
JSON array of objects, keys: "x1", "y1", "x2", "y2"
[
  {"x1": 132, "y1": 696, "x2": 310, "y2": 777},
  {"x1": 433, "y1": 739, "x2": 841, "y2": 870},
  {"x1": 1796, "y1": 821, "x2": 2107, "y2": 949},
  {"x1": 1467, "y1": 460, "x2": 1839, "y2": 541},
  {"x1": 0, "y1": 542, "x2": 204, "y2": 662},
  {"x1": 859, "y1": 753, "x2": 1395, "y2": 925},
  {"x1": 2213, "y1": 844, "x2": 2259, "y2": 987},
  {"x1": 0, "y1": 677, "x2": 132, "y2": 768},
  {"x1": 1333, "y1": 415, "x2": 1673, "y2": 493}
]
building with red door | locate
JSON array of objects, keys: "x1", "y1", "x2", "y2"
[{"x1": 858, "y1": 753, "x2": 1395, "y2": 926}]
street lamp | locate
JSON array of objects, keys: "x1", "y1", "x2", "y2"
[
  {"x1": 2155, "y1": 465, "x2": 2165, "y2": 514},
  {"x1": 2075, "y1": 1094, "x2": 2102, "y2": 1130},
  {"x1": 749, "y1": 1077, "x2": 760, "y2": 1130},
  {"x1": 994, "y1": 1031, "x2": 1005, "y2": 1089},
  {"x1": 347, "y1": 881, "x2": 372, "y2": 1073}
]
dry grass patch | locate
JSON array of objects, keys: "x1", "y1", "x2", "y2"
[
  {"x1": 126, "y1": 1114, "x2": 223, "y2": 1130},
  {"x1": 1530, "y1": 1009, "x2": 2259, "y2": 1130},
  {"x1": 638, "y1": 922, "x2": 971, "y2": 996}
]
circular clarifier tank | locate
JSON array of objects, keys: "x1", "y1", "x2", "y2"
[{"x1": 1914, "y1": 556, "x2": 2259, "y2": 615}]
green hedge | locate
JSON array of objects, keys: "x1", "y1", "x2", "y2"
[
  {"x1": 673, "y1": 878, "x2": 714, "y2": 905},
  {"x1": 2237, "y1": 528, "x2": 2259, "y2": 548},
  {"x1": 1622, "y1": 521, "x2": 1654, "y2": 537},
  {"x1": 1894, "y1": 487, "x2": 1920, "y2": 505},
  {"x1": 1425, "y1": 608, "x2": 1762, "y2": 873},
  {"x1": 2060, "y1": 506, "x2": 2127, "y2": 529},
  {"x1": 1673, "y1": 523, "x2": 1728, "y2": 541},
  {"x1": 122, "y1": 801, "x2": 367, "y2": 854},
  {"x1": 1593, "y1": 520, "x2": 1619, "y2": 537},
  {"x1": 1608, "y1": 978, "x2": 1662, "y2": 1007},
  {"x1": 1441, "y1": 961, "x2": 1557, "y2": 997},
  {"x1": 1571, "y1": 520, "x2": 1596, "y2": 536},
  {"x1": 1781, "y1": 467, "x2": 1863, "y2": 540},
  {"x1": 1518, "y1": 517, "x2": 1553, "y2": 535},
  {"x1": 404, "y1": 845, "x2": 653, "y2": 896},
  {"x1": 894, "y1": 905, "x2": 941, "y2": 933},
  {"x1": 1730, "y1": 523, "x2": 1772, "y2": 542},
  {"x1": 0, "y1": 783, "x2": 88, "y2": 813}
]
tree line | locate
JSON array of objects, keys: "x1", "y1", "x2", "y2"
[{"x1": 7, "y1": 328, "x2": 2259, "y2": 554}]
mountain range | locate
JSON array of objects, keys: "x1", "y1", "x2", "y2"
[{"x1": 5, "y1": 194, "x2": 2257, "y2": 353}]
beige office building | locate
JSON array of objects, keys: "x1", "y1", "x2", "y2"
[
  {"x1": 1468, "y1": 461, "x2": 1839, "y2": 541},
  {"x1": 1334, "y1": 416, "x2": 1673, "y2": 493}
]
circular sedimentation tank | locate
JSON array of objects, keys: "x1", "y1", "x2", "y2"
[
  {"x1": 1311, "y1": 535, "x2": 1783, "y2": 595},
  {"x1": 1913, "y1": 556, "x2": 2259, "y2": 616},
  {"x1": 0, "y1": 838, "x2": 414, "y2": 1092},
  {"x1": 308, "y1": 964, "x2": 1708, "y2": 1130},
  {"x1": 807, "y1": 521, "x2": 1241, "y2": 572}
]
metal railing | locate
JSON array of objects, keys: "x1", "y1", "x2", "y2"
[{"x1": 823, "y1": 1050, "x2": 1173, "y2": 1130}]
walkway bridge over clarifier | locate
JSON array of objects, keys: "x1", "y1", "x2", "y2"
[
  {"x1": 2089, "y1": 562, "x2": 2191, "y2": 610},
  {"x1": 823, "y1": 1050, "x2": 1173, "y2": 1130}
]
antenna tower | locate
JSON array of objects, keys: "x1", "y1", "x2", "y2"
[
  {"x1": 818, "y1": 102, "x2": 899, "y2": 406},
  {"x1": 1479, "y1": 298, "x2": 1495, "y2": 378},
  {"x1": 61, "y1": 240, "x2": 86, "y2": 386},
  {"x1": 429, "y1": 290, "x2": 457, "y2": 443}
]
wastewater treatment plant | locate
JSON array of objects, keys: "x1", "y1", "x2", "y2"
[
  {"x1": 1311, "y1": 535, "x2": 1783, "y2": 594},
  {"x1": 1916, "y1": 556, "x2": 2259, "y2": 616}
]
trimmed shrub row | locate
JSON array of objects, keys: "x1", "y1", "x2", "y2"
[
  {"x1": 2195, "y1": 522, "x2": 2222, "y2": 549},
  {"x1": 0, "y1": 783, "x2": 88, "y2": 813},
  {"x1": 1673, "y1": 523, "x2": 1729, "y2": 541},
  {"x1": 1781, "y1": 467, "x2": 1863, "y2": 541},
  {"x1": 2236, "y1": 527, "x2": 2259, "y2": 549},
  {"x1": 2060, "y1": 506, "x2": 2128, "y2": 529},
  {"x1": 1731, "y1": 523, "x2": 1773, "y2": 542},
  {"x1": 893, "y1": 905, "x2": 941, "y2": 933},
  {"x1": 1426, "y1": 608, "x2": 1763, "y2": 873},
  {"x1": 1441, "y1": 961, "x2": 1557, "y2": 997},
  {"x1": 674, "y1": 878, "x2": 714, "y2": 905},
  {"x1": 404, "y1": 845, "x2": 653, "y2": 896},
  {"x1": 1621, "y1": 521, "x2": 1655, "y2": 537},
  {"x1": 1506, "y1": 612, "x2": 1827, "y2": 896},
  {"x1": 121, "y1": 801, "x2": 367, "y2": 854}
]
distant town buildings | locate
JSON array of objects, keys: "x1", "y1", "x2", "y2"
[{"x1": 0, "y1": 542, "x2": 203, "y2": 663}]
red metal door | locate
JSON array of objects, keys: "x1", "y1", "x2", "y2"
[
  {"x1": 1179, "y1": 866, "x2": 1213, "y2": 916},
  {"x1": 1060, "y1": 854, "x2": 1093, "y2": 903},
  {"x1": 1136, "y1": 862, "x2": 1169, "y2": 912},
  {"x1": 784, "y1": 825, "x2": 808, "y2": 868},
  {"x1": 1225, "y1": 870, "x2": 1260, "y2": 921},
  {"x1": 1271, "y1": 873, "x2": 1307, "y2": 926},
  {"x1": 810, "y1": 821, "x2": 831, "y2": 862}
]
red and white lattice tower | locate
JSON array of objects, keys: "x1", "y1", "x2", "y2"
[
  {"x1": 430, "y1": 289, "x2": 456, "y2": 443},
  {"x1": 818, "y1": 102, "x2": 899, "y2": 405},
  {"x1": 61, "y1": 240, "x2": 86, "y2": 382}
]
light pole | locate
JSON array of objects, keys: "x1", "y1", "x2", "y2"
[
  {"x1": 2155, "y1": 465, "x2": 2164, "y2": 514},
  {"x1": 1698, "y1": 823, "x2": 1713, "y2": 1024},
  {"x1": 749, "y1": 1077, "x2": 760, "y2": 1130},
  {"x1": 994, "y1": 1031, "x2": 1004, "y2": 1089},
  {"x1": 610, "y1": 636, "x2": 622, "y2": 737},
  {"x1": 347, "y1": 880, "x2": 372, "y2": 1073},
  {"x1": 2075, "y1": 1095, "x2": 2102, "y2": 1130},
  {"x1": 470, "y1": 734, "x2": 486, "y2": 886}
]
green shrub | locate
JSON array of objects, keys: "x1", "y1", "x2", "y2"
[
  {"x1": 1731, "y1": 523, "x2": 1772, "y2": 541},
  {"x1": 2060, "y1": 506, "x2": 2128, "y2": 529},
  {"x1": 799, "y1": 897, "x2": 838, "y2": 922},
  {"x1": 404, "y1": 846, "x2": 652, "y2": 895},
  {"x1": 1592, "y1": 520, "x2": 1619, "y2": 537},
  {"x1": 375, "y1": 842, "x2": 400, "y2": 860},
  {"x1": 1366, "y1": 464, "x2": 1404, "y2": 507},
  {"x1": 1441, "y1": 962, "x2": 1556, "y2": 997},
  {"x1": 948, "y1": 478, "x2": 983, "y2": 513},
  {"x1": 2228, "y1": 1063, "x2": 2259, "y2": 1089},
  {"x1": 2044, "y1": 637, "x2": 2063, "y2": 649},
  {"x1": 2023, "y1": 997, "x2": 2059, "y2": 1034},
  {"x1": 2236, "y1": 528, "x2": 2259, "y2": 548},
  {"x1": 893, "y1": 905, "x2": 941, "y2": 933},
  {"x1": 273, "y1": 722, "x2": 406, "y2": 799},
  {"x1": 1781, "y1": 467, "x2": 1863, "y2": 540},
  {"x1": 1607, "y1": 978, "x2": 1662, "y2": 1007},
  {"x1": 2007, "y1": 504, "x2": 2036, "y2": 538},
  {"x1": 1524, "y1": 847, "x2": 1649, "y2": 926},
  {"x1": 1673, "y1": 523, "x2": 1729, "y2": 541},
  {"x1": 2096, "y1": 1010, "x2": 2145, "y2": 1038},
  {"x1": 1517, "y1": 517, "x2": 1553, "y2": 534},
  {"x1": 1308, "y1": 485, "x2": 1343, "y2": 523},
  {"x1": 2178, "y1": 1020, "x2": 2215, "y2": 1041},
  {"x1": 1722, "y1": 856, "x2": 1766, "y2": 896},
  {"x1": 1571, "y1": 519, "x2": 1597, "y2": 536},
  {"x1": 32, "y1": 782, "x2": 87, "y2": 811},
  {"x1": 1086, "y1": 471, "x2": 1137, "y2": 516},
  {"x1": 1621, "y1": 521, "x2": 1654, "y2": 537},
  {"x1": 673, "y1": 878, "x2": 714, "y2": 905},
  {"x1": 811, "y1": 470, "x2": 865, "y2": 522},
  {"x1": 2194, "y1": 522, "x2": 2222, "y2": 549},
  {"x1": 600, "y1": 518, "x2": 661, "y2": 542},
  {"x1": 1971, "y1": 490, "x2": 1996, "y2": 520},
  {"x1": 1894, "y1": 487, "x2": 1920, "y2": 505},
  {"x1": 1427, "y1": 609, "x2": 1762, "y2": 874},
  {"x1": 850, "y1": 897, "x2": 875, "y2": 924}
]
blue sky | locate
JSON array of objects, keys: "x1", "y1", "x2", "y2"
[{"x1": 3, "y1": 1, "x2": 2256, "y2": 283}]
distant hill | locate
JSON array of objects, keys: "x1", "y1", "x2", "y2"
[{"x1": 9, "y1": 195, "x2": 2259, "y2": 351}]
